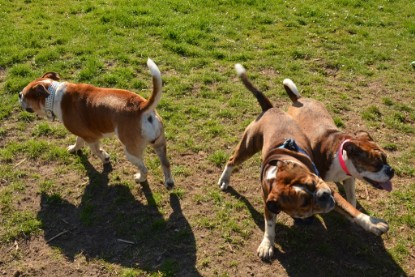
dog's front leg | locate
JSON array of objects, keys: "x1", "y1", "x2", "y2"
[
  {"x1": 257, "y1": 209, "x2": 276, "y2": 260},
  {"x1": 333, "y1": 191, "x2": 388, "y2": 235},
  {"x1": 343, "y1": 177, "x2": 356, "y2": 208},
  {"x1": 125, "y1": 147, "x2": 148, "y2": 183},
  {"x1": 88, "y1": 141, "x2": 110, "y2": 164},
  {"x1": 67, "y1": 136, "x2": 85, "y2": 154}
]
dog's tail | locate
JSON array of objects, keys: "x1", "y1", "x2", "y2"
[
  {"x1": 283, "y1": 78, "x2": 301, "y2": 103},
  {"x1": 235, "y1": 64, "x2": 273, "y2": 112},
  {"x1": 141, "y1": 58, "x2": 162, "y2": 112}
]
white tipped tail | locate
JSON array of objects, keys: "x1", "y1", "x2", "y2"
[
  {"x1": 142, "y1": 58, "x2": 162, "y2": 112},
  {"x1": 283, "y1": 79, "x2": 300, "y2": 97},
  {"x1": 147, "y1": 58, "x2": 161, "y2": 80},
  {"x1": 235, "y1": 63, "x2": 246, "y2": 77}
]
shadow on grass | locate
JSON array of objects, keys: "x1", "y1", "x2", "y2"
[
  {"x1": 37, "y1": 153, "x2": 200, "y2": 276},
  {"x1": 225, "y1": 187, "x2": 407, "y2": 277}
]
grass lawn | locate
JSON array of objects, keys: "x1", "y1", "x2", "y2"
[{"x1": 0, "y1": 0, "x2": 414, "y2": 276}]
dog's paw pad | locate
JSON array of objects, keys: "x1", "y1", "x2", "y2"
[{"x1": 257, "y1": 241, "x2": 274, "y2": 260}]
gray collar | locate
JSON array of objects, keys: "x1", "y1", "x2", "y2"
[{"x1": 45, "y1": 81, "x2": 59, "y2": 120}]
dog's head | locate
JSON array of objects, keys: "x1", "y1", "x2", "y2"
[
  {"x1": 342, "y1": 131, "x2": 394, "y2": 191},
  {"x1": 263, "y1": 161, "x2": 335, "y2": 218},
  {"x1": 18, "y1": 72, "x2": 61, "y2": 116}
]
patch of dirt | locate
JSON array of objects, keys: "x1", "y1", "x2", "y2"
[
  {"x1": 0, "y1": 88, "x2": 413, "y2": 276},
  {"x1": 0, "y1": 148, "x2": 412, "y2": 276}
]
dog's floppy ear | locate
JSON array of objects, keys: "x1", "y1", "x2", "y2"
[
  {"x1": 355, "y1": 130, "x2": 373, "y2": 141},
  {"x1": 343, "y1": 141, "x2": 362, "y2": 159},
  {"x1": 41, "y1": 72, "x2": 60, "y2": 81},
  {"x1": 32, "y1": 83, "x2": 50, "y2": 98}
]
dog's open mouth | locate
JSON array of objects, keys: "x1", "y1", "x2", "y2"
[{"x1": 363, "y1": 177, "x2": 392, "y2": 192}]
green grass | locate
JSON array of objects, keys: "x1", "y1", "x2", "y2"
[{"x1": 0, "y1": 0, "x2": 414, "y2": 276}]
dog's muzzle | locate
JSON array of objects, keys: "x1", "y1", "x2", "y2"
[
  {"x1": 315, "y1": 189, "x2": 335, "y2": 212},
  {"x1": 19, "y1": 92, "x2": 33, "y2": 112}
]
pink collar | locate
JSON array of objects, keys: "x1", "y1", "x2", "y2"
[{"x1": 337, "y1": 139, "x2": 351, "y2": 176}]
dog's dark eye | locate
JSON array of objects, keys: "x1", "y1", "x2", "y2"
[{"x1": 303, "y1": 182, "x2": 316, "y2": 190}]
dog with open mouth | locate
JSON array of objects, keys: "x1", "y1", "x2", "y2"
[
  {"x1": 218, "y1": 65, "x2": 390, "y2": 259},
  {"x1": 283, "y1": 79, "x2": 394, "y2": 207},
  {"x1": 18, "y1": 59, "x2": 174, "y2": 189}
]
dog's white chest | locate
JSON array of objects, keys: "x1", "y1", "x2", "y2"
[{"x1": 51, "y1": 82, "x2": 66, "y2": 122}]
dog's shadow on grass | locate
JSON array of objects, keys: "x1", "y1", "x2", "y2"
[
  {"x1": 37, "y1": 153, "x2": 200, "y2": 276},
  {"x1": 225, "y1": 187, "x2": 407, "y2": 277}
]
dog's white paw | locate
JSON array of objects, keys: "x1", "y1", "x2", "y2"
[
  {"x1": 134, "y1": 172, "x2": 147, "y2": 183},
  {"x1": 101, "y1": 151, "x2": 110, "y2": 164},
  {"x1": 355, "y1": 214, "x2": 389, "y2": 235},
  {"x1": 218, "y1": 165, "x2": 232, "y2": 191},
  {"x1": 67, "y1": 145, "x2": 78, "y2": 154},
  {"x1": 218, "y1": 178, "x2": 229, "y2": 191},
  {"x1": 257, "y1": 239, "x2": 274, "y2": 260}
]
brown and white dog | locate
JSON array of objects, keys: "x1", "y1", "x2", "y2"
[
  {"x1": 219, "y1": 65, "x2": 390, "y2": 259},
  {"x1": 283, "y1": 79, "x2": 394, "y2": 207},
  {"x1": 218, "y1": 64, "x2": 335, "y2": 260},
  {"x1": 19, "y1": 59, "x2": 174, "y2": 189}
]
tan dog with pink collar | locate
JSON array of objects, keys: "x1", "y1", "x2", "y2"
[
  {"x1": 19, "y1": 59, "x2": 174, "y2": 189},
  {"x1": 219, "y1": 67, "x2": 391, "y2": 261},
  {"x1": 283, "y1": 79, "x2": 394, "y2": 207}
]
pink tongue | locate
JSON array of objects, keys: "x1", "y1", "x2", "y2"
[{"x1": 380, "y1": 181, "x2": 392, "y2": 192}]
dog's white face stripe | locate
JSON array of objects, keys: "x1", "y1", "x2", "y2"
[
  {"x1": 265, "y1": 165, "x2": 277, "y2": 180},
  {"x1": 293, "y1": 185, "x2": 306, "y2": 194}
]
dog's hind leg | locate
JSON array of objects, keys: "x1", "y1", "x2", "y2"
[
  {"x1": 151, "y1": 134, "x2": 174, "y2": 189},
  {"x1": 218, "y1": 123, "x2": 262, "y2": 190}
]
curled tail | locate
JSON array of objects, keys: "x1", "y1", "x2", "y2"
[
  {"x1": 235, "y1": 64, "x2": 273, "y2": 112},
  {"x1": 283, "y1": 78, "x2": 301, "y2": 103},
  {"x1": 141, "y1": 58, "x2": 162, "y2": 112}
]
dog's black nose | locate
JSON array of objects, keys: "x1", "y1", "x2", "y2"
[
  {"x1": 316, "y1": 190, "x2": 331, "y2": 203},
  {"x1": 18, "y1": 92, "x2": 22, "y2": 99},
  {"x1": 266, "y1": 201, "x2": 280, "y2": 214},
  {"x1": 385, "y1": 166, "x2": 394, "y2": 178}
]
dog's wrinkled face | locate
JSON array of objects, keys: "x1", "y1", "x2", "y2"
[
  {"x1": 18, "y1": 72, "x2": 60, "y2": 116},
  {"x1": 344, "y1": 131, "x2": 394, "y2": 191},
  {"x1": 264, "y1": 161, "x2": 335, "y2": 218}
]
